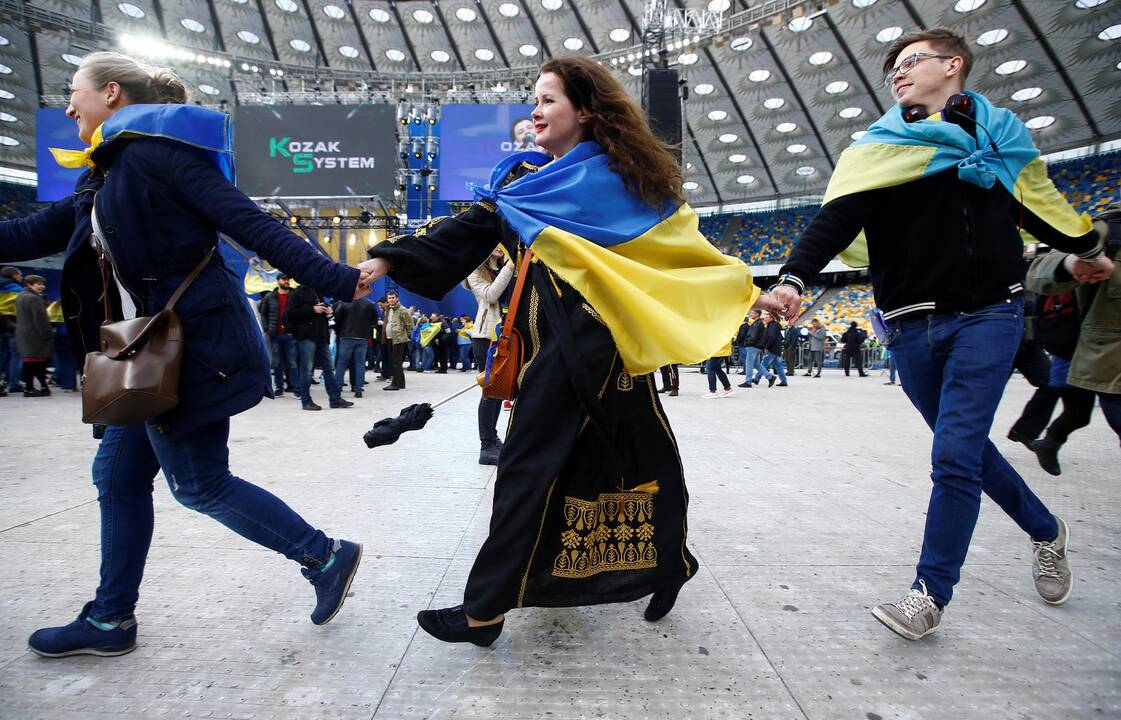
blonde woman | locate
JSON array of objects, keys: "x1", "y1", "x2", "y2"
[{"x1": 0, "y1": 52, "x2": 367, "y2": 657}]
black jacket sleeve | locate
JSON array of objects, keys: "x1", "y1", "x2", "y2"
[
  {"x1": 368, "y1": 204, "x2": 502, "y2": 300},
  {"x1": 779, "y1": 194, "x2": 870, "y2": 289}
]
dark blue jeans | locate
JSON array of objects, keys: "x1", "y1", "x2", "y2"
[
  {"x1": 333, "y1": 337, "x2": 368, "y2": 393},
  {"x1": 297, "y1": 339, "x2": 341, "y2": 404},
  {"x1": 704, "y1": 357, "x2": 730, "y2": 392},
  {"x1": 90, "y1": 420, "x2": 331, "y2": 619},
  {"x1": 0, "y1": 330, "x2": 21, "y2": 388},
  {"x1": 888, "y1": 299, "x2": 1057, "y2": 607},
  {"x1": 269, "y1": 332, "x2": 298, "y2": 392}
]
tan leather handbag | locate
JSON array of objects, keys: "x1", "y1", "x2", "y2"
[
  {"x1": 81, "y1": 230, "x2": 213, "y2": 426},
  {"x1": 478, "y1": 248, "x2": 532, "y2": 401}
]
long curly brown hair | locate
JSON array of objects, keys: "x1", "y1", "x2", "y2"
[{"x1": 540, "y1": 55, "x2": 684, "y2": 209}]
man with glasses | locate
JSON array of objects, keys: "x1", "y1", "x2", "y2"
[{"x1": 771, "y1": 28, "x2": 1113, "y2": 641}]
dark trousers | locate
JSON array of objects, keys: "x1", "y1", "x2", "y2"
[
  {"x1": 842, "y1": 348, "x2": 865, "y2": 375},
  {"x1": 1009, "y1": 337, "x2": 1060, "y2": 441},
  {"x1": 389, "y1": 342, "x2": 407, "y2": 388},
  {"x1": 783, "y1": 345, "x2": 798, "y2": 372},
  {"x1": 472, "y1": 337, "x2": 501, "y2": 444},
  {"x1": 659, "y1": 364, "x2": 679, "y2": 392},
  {"x1": 21, "y1": 358, "x2": 48, "y2": 390}
]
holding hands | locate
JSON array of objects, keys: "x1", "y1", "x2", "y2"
[
  {"x1": 767, "y1": 284, "x2": 803, "y2": 324},
  {"x1": 1063, "y1": 252, "x2": 1115, "y2": 284}
]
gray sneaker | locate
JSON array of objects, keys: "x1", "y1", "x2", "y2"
[
  {"x1": 1033, "y1": 516, "x2": 1073, "y2": 605},
  {"x1": 872, "y1": 580, "x2": 942, "y2": 640}
]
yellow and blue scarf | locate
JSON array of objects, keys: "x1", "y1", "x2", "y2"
[
  {"x1": 825, "y1": 91, "x2": 1092, "y2": 267},
  {"x1": 50, "y1": 104, "x2": 235, "y2": 182},
  {"x1": 471, "y1": 141, "x2": 757, "y2": 375}
]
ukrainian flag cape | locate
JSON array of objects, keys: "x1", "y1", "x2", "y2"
[
  {"x1": 825, "y1": 91, "x2": 1091, "y2": 267},
  {"x1": 471, "y1": 141, "x2": 758, "y2": 375},
  {"x1": 0, "y1": 279, "x2": 22, "y2": 317},
  {"x1": 51, "y1": 104, "x2": 235, "y2": 182}
]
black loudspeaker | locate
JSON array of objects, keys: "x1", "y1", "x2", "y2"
[{"x1": 644, "y1": 67, "x2": 683, "y2": 161}]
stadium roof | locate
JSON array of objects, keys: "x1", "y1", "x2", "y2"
[{"x1": 1, "y1": 0, "x2": 1119, "y2": 205}]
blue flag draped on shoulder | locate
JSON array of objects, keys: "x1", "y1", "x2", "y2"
[
  {"x1": 470, "y1": 141, "x2": 758, "y2": 375},
  {"x1": 823, "y1": 91, "x2": 1092, "y2": 267},
  {"x1": 52, "y1": 104, "x2": 235, "y2": 182}
]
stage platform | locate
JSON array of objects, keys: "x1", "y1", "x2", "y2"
[{"x1": 1, "y1": 367, "x2": 1118, "y2": 719}]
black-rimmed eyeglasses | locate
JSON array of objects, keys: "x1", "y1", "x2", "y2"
[{"x1": 883, "y1": 52, "x2": 954, "y2": 88}]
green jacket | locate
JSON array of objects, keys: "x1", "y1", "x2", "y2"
[
  {"x1": 1026, "y1": 240, "x2": 1120, "y2": 395},
  {"x1": 384, "y1": 304, "x2": 414, "y2": 344}
]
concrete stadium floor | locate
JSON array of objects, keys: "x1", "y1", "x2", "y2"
[{"x1": 1, "y1": 366, "x2": 1118, "y2": 720}]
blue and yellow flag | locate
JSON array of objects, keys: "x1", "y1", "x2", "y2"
[
  {"x1": 825, "y1": 91, "x2": 1092, "y2": 267},
  {"x1": 51, "y1": 104, "x2": 235, "y2": 182},
  {"x1": 471, "y1": 142, "x2": 757, "y2": 375},
  {"x1": 0, "y1": 279, "x2": 21, "y2": 317}
]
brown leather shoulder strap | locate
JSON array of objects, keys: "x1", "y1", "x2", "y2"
[
  {"x1": 164, "y1": 247, "x2": 215, "y2": 312},
  {"x1": 498, "y1": 247, "x2": 533, "y2": 339}
]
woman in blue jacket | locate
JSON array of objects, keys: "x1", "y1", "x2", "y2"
[{"x1": 0, "y1": 52, "x2": 366, "y2": 658}]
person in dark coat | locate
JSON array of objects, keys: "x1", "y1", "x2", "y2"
[
  {"x1": 332, "y1": 297, "x2": 379, "y2": 397},
  {"x1": 285, "y1": 284, "x2": 351, "y2": 410},
  {"x1": 0, "y1": 52, "x2": 366, "y2": 659},
  {"x1": 14, "y1": 274, "x2": 53, "y2": 395},
  {"x1": 840, "y1": 321, "x2": 869, "y2": 377}
]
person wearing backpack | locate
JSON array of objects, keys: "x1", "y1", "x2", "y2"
[{"x1": 1025, "y1": 204, "x2": 1121, "y2": 473}]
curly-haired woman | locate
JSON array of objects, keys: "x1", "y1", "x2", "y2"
[{"x1": 360, "y1": 56, "x2": 781, "y2": 645}]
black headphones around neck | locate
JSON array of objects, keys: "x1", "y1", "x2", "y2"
[{"x1": 902, "y1": 93, "x2": 973, "y2": 124}]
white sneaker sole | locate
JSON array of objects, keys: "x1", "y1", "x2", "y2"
[{"x1": 871, "y1": 606, "x2": 938, "y2": 641}]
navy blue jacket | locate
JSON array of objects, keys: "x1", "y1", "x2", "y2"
[{"x1": 0, "y1": 136, "x2": 359, "y2": 437}]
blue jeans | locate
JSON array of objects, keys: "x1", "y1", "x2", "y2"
[
  {"x1": 745, "y1": 347, "x2": 772, "y2": 383},
  {"x1": 458, "y1": 344, "x2": 472, "y2": 370},
  {"x1": 297, "y1": 339, "x2": 341, "y2": 404},
  {"x1": 52, "y1": 329, "x2": 78, "y2": 390},
  {"x1": 0, "y1": 330, "x2": 21, "y2": 388},
  {"x1": 269, "y1": 333, "x2": 298, "y2": 392},
  {"x1": 333, "y1": 337, "x2": 368, "y2": 393},
  {"x1": 888, "y1": 299, "x2": 1057, "y2": 607},
  {"x1": 421, "y1": 344, "x2": 435, "y2": 371},
  {"x1": 762, "y1": 352, "x2": 787, "y2": 384},
  {"x1": 90, "y1": 420, "x2": 331, "y2": 618},
  {"x1": 704, "y1": 357, "x2": 730, "y2": 392}
]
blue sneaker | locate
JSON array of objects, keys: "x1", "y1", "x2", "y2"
[
  {"x1": 28, "y1": 602, "x2": 137, "y2": 658},
  {"x1": 302, "y1": 539, "x2": 363, "y2": 625}
]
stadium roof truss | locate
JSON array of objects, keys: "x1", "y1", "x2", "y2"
[{"x1": 1, "y1": 0, "x2": 1119, "y2": 205}]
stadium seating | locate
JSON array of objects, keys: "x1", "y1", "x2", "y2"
[
  {"x1": 0, "y1": 183, "x2": 44, "y2": 220},
  {"x1": 814, "y1": 283, "x2": 874, "y2": 336}
]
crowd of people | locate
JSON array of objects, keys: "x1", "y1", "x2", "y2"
[{"x1": 0, "y1": 27, "x2": 1116, "y2": 664}]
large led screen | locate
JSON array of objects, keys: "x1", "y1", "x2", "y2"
[
  {"x1": 439, "y1": 104, "x2": 544, "y2": 201},
  {"x1": 234, "y1": 105, "x2": 396, "y2": 198},
  {"x1": 36, "y1": 108, "x2": 85, "y2": 202}
]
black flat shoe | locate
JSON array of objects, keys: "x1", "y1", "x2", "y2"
[
  {"x1": 644, "y1": 582, "x2": 684, "y2": 622},
  {"x1": 417, "y1": 605, "x2": 503, "y2": 646}
]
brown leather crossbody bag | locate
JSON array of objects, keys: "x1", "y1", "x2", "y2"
[
  {"x1": 477, "y1": 248, "x2": 533, "y2": 400},
  {"x1": 82, "y1": 210, "x2": 213, "y2": 425}
]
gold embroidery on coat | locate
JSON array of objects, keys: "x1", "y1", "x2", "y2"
[
  {"x1": 581, "y1": 302, "x2": 607, "y2": 326},
  {"x1": 515, "y1": 287, "x2": 541, "y2": 389},
  {"x1": 413, "y1": 216, "x2": 446, "y2": 237},
  {"x1": 552, "y1": 492, "x2": 657, "y2": 579},
  {"x1": 617, "y1": 371, "x2": 634, "y2": 392}
]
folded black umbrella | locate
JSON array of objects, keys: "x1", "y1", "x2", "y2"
[
  {"x1": 362, "y1": 383, "x2": 480, "y2": 449},
  {"x1": 362, "y1": 403, "x2": 434, "y2": 448}
]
